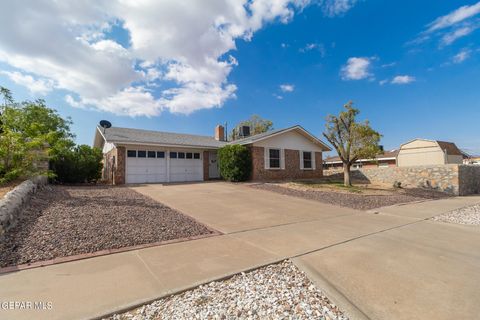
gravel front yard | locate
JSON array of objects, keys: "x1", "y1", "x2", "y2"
[
  {"x1": 251, "y1": 183, "x2": 449, "y2": 210},
  {"x1": 0, "y1": 185, "x2": 214, "y2": 268},
  {"x1": 432, "y1": 204, "x2": 480, "y2": 225},
  {"x1": 108, "y1": 260, "x2": 348, "y2": 320}
]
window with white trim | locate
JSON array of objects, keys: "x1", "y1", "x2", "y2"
[
  {"x1": 300, "y1": 151, "x2": 315, "y2": 170},
  {"x1": 268, "y1": 149, "x2": 281, "y2": 169},
  {"x1": 303, "y1": 151, "x2": 312, "y2": 169}
]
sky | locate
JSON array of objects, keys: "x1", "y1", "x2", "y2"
[{"x1": 0, "y1": 0, "x2": 479, "y2": 156}]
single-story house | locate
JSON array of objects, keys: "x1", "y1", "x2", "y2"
[
  {"x1": 323, "y1": 149, "x2": 398, "y2": 170},
  {"x1": 397, "y1": 139, "x2": 464, "y2": 167},
  {"x1": 93, "y1": 124, "x2": 331, "y2": 184}
]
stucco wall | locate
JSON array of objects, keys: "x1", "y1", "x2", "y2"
[
  {"x1": 446, "y1": 154, "x2": 463, "y2": 164},
  {"x1": 253, "y1": 130, "x2": 325, "y2": 152},
  {"x1": 250, "y1": 146, "x2": 323, "y2": 180}
]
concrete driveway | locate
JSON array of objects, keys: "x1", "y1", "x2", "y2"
[
  {"x1": 1, "y1": 181, "x2": 479, "y2": 320},
  {"x1": 130, "y1": 182, "x2": 360, "y2": 233}
]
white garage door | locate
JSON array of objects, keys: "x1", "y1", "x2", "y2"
[
  {"x1": 169, "y1": 151, "x2": 203, "y2": 182},
  {"x1": 126, "y1": 149, "x2": 203, "y2": 183},
  {"x1": 126, "y1": 150, "x2": 167, "y2": 183}
]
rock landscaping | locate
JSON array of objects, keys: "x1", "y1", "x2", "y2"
[
  {"x1": 0, "y1": 185, "x2": 214, "y2": 268},
  {"x1": 251, "y1": 182, "x2": 449, "y2": 210},
  {"x1": 108, "y1": 260, "x2": 348, "y2": 320},
  {"x1": 432, "y1": 204, "x2": 480, "y2": 226}
]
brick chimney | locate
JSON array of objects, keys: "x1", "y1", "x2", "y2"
[{"x1": 215, "y1": 125, "x2": 225, "y2": 141}]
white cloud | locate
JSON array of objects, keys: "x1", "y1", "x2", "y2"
[
  {"x1": 0, "y1": 70, "x2": 54, "y2": 95},
  {"x1": 412, "y1": 2, "x2": 480, "y2": 47},
  {"x1": 340, "y1": 57, "x2": 372, "y2": 80},
  {"x1": 280, "y1": 84, "x2": 295, "y2": 92},
  {"x1": 427, "y1": 2, "x2": 480, "y2": 32},
  {"x1": 441, "y1": 25, "x2": 477, "y2": 45},
  {"x1": 299, "y1": 42, "x2": 326, "y2": 56},
  {"x1": 273, "y1": 93, "x2": 283, "y2": 99},
  {"x1": 452, "y1": 48, "x2": 471, "y2": 63},
  {"x1": 320, "y1": 0, "x2": 359, "y2": 17},
  {"x1": 0, "y1": 0, "x2": 311, "y2": 117},
  {"x1": 391, "y1": 75, "x2": 415, "y2": 84},
  {"x1": 381, "y1": 62, "x2": 396, "y2": 68}
]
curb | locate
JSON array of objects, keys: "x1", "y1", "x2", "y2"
[{"x1": 292, "y1": 257, "x2": 371, "y2": 320}]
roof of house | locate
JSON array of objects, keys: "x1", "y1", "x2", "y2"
[
  {"x1": 230, "y1": 125, "x2": 331, "y2": 151},
  {"x1": 96, "y1": 126, "x2": 227, "y2": 148},
  {"x1": 95, "y1": 124, "x2": 331, "y2": 151},
  {"x1": 436, "y1": 141, "x2": 463, "y2": 156},
  {"x1": 399, "y1": 138, "x2": 464, "y2": 156},
  {"x1": 324, "y1": 149, "x2": 399, "y2": 163}
]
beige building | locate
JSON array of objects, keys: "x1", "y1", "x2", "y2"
[{"x1": 397, "y1": 139, "x2": 464, "y2": 167}]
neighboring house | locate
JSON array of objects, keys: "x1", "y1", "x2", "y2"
[
  {"x1": 93, "y1": 124, "x2": 331, "y2": 184},
  {"x1": 465, "y1": 157, "x2": 480, "y2": 165},
  {"x1": 397, "y1": 139, "x2": 463, "y2": 167},
  {"x1": 323, "y1": 149, "x2": 398, "y2": 170}
]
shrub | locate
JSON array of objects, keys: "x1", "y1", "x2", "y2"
[
  {"x1": 51, "y1": 145, "x2": 103, "y2": 183},
  {"x1": 218, "y1": 144, "x2": 252, "y2": 182}
]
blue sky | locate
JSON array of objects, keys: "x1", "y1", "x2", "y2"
[{"x1": 0, "y1": 1, "x2": 479, "y2": 156}]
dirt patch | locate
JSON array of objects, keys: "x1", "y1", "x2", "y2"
[
  {"x1": 251, "y1": 182, "x2": 450, "y2": 211},
  {"x1": 0, "y1": 185, "x2": 214, "y2": 268}
]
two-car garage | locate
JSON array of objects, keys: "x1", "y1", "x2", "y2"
[{"x1": 125, "y1": 148, "x2": 204, "y2": 184}]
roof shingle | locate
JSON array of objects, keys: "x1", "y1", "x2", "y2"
[{"x1": 100, "y1": 126, "x2": 227, "y2": 148}]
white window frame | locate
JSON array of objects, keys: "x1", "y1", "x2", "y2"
[
  {"x1": 265, "y1": 148, "x2": 284, "y2": 170},
  {"x1": 300, "y1": 151, "x2": 316, "y2": 170}
]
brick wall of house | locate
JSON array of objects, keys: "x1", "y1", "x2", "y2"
[
  {"x1": 115, "y1": 146, "x2": 126, "y2": 184},
  {"x1": 250, "y1": 146, "x2": 323, "y2": 180},
  {"x1": 203, "y1": 151, "x2": 210, "y2": 181},
  {"x1": 103, "y1": 146, "x2": 126, "y2": 185}
]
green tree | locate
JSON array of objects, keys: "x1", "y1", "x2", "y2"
[
  {"x1": 323, "y1": 102, "x2": 381, "y2": 186},
  {"x1": 217, "y1": 144, "x2": 252, "y2": 182},
  {"x1": 230, "y1": 115, "x2": 273, "y2": 141},
  {"x1": 0, "y1": 86, "x2": 75, "y2": 183}
]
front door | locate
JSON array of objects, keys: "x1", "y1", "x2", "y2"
[{"x1": 209, "y1": 151, "x2": 220, "y2": 179}]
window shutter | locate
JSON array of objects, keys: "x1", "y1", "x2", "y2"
[
  {"x1": 280, "y1": 149, "x2": 285, "y2": 169},
  {"x1": 264, "y1": 148, "x2": 269, "y2": 169},
  {"x1": 312, "y1": 152, "x2": 316, "y2": 170},
  {"x1": 300, "y1": 151, "x2": 304, "y2": 170}
]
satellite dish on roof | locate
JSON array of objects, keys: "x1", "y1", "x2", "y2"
[{"x1": 99, "y1": 120, "x2": 112, "y2": 133}]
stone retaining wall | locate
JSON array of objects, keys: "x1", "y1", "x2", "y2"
[
  {"x1": 458, "y1": 165, "x2": 480, "y2": 195},
  {"x1": 324, "y1": 164, "x2": 480, "y2": 196},
  {"x1": 0, "y1": 176, "x2": 48, "y2": 240}
]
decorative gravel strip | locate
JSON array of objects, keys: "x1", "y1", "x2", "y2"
[
  {"x1": 108, "y1": 260, "x2": 348, "y2": 320},
  {"x1": 0, "y1": 185, "x2": 214, "y2": 268},
  {"x1": 251, "y1": 183, "x2": 449, "y2": 211},
  {"x1": 432, "y1": 204, "x2": 480, "y2": 225}
]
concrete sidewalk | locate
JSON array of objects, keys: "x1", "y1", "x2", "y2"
[
  {"x1": 294, "y1": 220, "x2": 480, "y2": 320},
  {"x1": 0, "y1": 185, "x2": 479, "y2": 320}
]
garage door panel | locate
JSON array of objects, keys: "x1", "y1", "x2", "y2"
[{"x1": 126, "y1": 149, "x2": 202, "y2": 183}]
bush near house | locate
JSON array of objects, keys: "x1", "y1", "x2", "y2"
[
  {"x1": 218, "y1": 144, "x2": 252, "y2": 182},
  {"x1": 50, "y1": 145, "x2": 103, "y2": 183}
]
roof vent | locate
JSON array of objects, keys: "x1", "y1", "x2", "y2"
[{"x1": 240, "y1": 125, "x2": 250, "y2": 138}]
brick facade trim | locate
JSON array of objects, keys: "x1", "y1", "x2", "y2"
[{"x1": 203, "y1": 151, "x2": 210, "y2": 181}]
